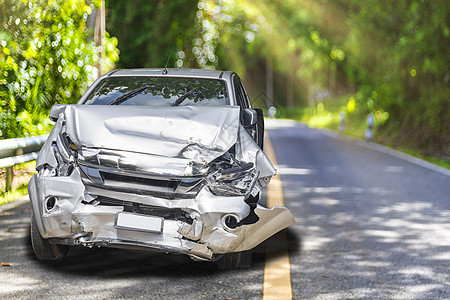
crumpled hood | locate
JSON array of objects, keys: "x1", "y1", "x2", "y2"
[{"x1": 60, "y1": 105, "x2": 240, "y2": 163}]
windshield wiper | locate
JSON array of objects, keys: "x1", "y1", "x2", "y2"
[
  {"x1": 171, "y1": 88, "x2": 196, "y2": 107},
  {"x1": 107, "y1": 85, "x2": 150, "y2": 105}
]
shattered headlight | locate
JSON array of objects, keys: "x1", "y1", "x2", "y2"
[
  {"x1": 52, "y1": 133, "x2": 78, "y2": 176},
  {"x1": 206, "y1": 162, "x2": 259, "y2": 196}
]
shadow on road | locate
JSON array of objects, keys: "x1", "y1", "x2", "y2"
[
  {"x1": 0, "y1": 201, "x2": 301, "y2": 278},
  {"x1": 26, "y1": 228, "x2": 302, "y2": 278},
  {"x1": 0, "y1": 200, "x2": 302, "y2": 299}
]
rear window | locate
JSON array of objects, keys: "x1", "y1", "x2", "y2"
[{"x1": 83, "y1": 76, "x2": 229, "y2": 106}]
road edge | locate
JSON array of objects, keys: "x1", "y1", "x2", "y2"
[
  {"x1": 320, "y1": 128, "x2": 450, "y2": 176},
  {"x1": 0, "y1": 195, "x2": 30, "y2": 213},
  {"x1": 265, "y1": 118, "x2": 449, "y2": 176}
]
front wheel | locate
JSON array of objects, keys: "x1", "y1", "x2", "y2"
[{"x1": 30, "y1": 212, "x2": 69, "y2": 261}]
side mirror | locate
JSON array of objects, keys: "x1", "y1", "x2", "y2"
[
  {"x1": 243, "y1": 108, "x2": 257, "y2": 127},
  {"x1": 49, "y1": 104, "x2": 66, "y2": 122}
]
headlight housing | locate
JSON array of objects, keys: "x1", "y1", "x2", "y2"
[
  {"x1": 206, "y1": 161, "x2": 259, "y2": 196},
  {"x1": 52, "y1": 133, "x2": 78, "y2": 176}
]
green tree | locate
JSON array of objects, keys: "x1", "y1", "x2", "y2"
[
  {"x1": 0, "y1": 0, "x2": 119, "y2": 139},
  {"x1": 105, "y1": 0, "x2": 449, "y2": 158},
  {"x1": 107, "y1": 0, "x2": 198, "y2": 69}
]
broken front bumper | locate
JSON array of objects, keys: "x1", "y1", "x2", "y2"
[{"x1": 29, "y1": 167, "x2": 295, "y2": 261}]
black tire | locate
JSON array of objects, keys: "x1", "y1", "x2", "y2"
[
  {"x1": 215, "y1": 252, "x2": 241, "y2": 271},
  {"x1": 30, "y1": 212, "x2": 69, "y2": 261}
]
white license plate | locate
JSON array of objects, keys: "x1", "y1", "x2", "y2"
[{"x1": 115, "y1": 212, "x2": 163, "y2": 233}]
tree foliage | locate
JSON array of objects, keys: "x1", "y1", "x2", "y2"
[
  {"x1": 108, "y1": 0, "x2": 448, "y2": 156},
  {"x1": 0, "y1": 0, "x2": 119, "y2": 139},
  {"x1": 344, "y1": 0, "x2": 450, "y2": 152},
  {"x1": 1, "y1": 0, "x2": 448, "y2": 157},
  {"x1": 107, "y1": 0, "x2": 198, "y2": 69}
]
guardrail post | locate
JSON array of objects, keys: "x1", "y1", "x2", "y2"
[
  {"x1": 0, "y1": 134, "x2": 48, "y2": 192},
  {"x1": 339, "y1": 112, "x2": 345, "y2": 133},
  {"x1": 5, "y1": 167, "x2": 13, "y2": 192},
  {"x1": 365, "y1": 113, "x2": 374, "y2": 141},
  {"x1": 5, "y1": 148, "x2": 24, "y2": 192},
  {"x1": 268, "y1": 106, "x2": 276, "y2": 118}
]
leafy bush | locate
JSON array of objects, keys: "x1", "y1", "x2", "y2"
[{"x1": 0, "y1": 0, "x2": 119, "y2": 139}]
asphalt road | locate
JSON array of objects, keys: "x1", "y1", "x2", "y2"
[{"x1": 1, "y1": 119, "x2": 449, "y2": 299}]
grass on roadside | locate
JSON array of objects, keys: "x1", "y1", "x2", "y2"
[
  {"x1": 275, "y1": 96, "x2": 450, "y2": 169},
  {"x1": 393, "y1": 148, "x2": 450, "y2": 169},
  {"x1": 0, "y1": 161, "x2": 36, "y2": 206},
  {"x1": 0, "y1": 186, "x2": 29, "y2": 206}
]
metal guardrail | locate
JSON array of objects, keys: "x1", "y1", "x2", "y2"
[{"x1": 0, "y1": 134, "x2": 48, "y2": 191}]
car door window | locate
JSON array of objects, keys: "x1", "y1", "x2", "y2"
[
  {"x1": 233, "y1": 76, "x2": 245, "y2": 109},
  {"x1": 239, "y1": 82, "x2": 251, "y2": 109}
]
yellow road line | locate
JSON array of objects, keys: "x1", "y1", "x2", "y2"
[{"x1": 262, "y1": 134, "x2": 292, "y2": 300}]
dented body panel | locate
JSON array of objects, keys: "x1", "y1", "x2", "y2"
[{"x1": 29, "y1": 69, "x2": 295, "y2": 262}]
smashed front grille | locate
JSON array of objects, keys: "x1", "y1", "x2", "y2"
[
  {"x1": 79, "y1": 164, "x2": 203, "y2": 199},
  {"x1": 101, "y1": 172, "x2": 180, "y2": 192}
]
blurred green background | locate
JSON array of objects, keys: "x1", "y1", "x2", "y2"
[{"x1": 1, "y1": 0, "x2": 449, "y2": 173}]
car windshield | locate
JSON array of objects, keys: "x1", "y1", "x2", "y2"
[{"x1": 83, "y1": 76, "x2": 229, "y2": 106}]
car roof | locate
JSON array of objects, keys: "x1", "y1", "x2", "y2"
[{"x1": 108, "y1": 68, "x2": 234, "y2": 80}]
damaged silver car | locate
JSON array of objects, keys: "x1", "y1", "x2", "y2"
[{"x1": 28, "y1": 68, "x2": 295, "y2": 269}]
